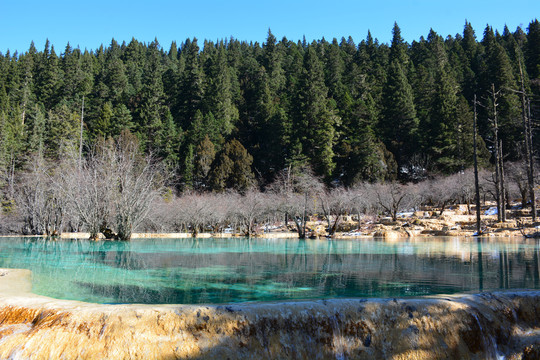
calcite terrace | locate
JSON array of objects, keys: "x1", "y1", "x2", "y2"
[{"x1": 0, "y1": 268, "x2": 539, "y2": 359}]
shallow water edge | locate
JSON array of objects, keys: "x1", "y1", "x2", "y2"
[{"x1": 0, "y1": 269, "x2": 539, "y2": 359}]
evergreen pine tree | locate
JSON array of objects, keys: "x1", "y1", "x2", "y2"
[
  {"x1": 294, "y1": 47, "x2": 339, "y2": 178},
  {"x1": 381, "y1": 60, "x2": 419, "y2": 175},
  {"x1": 209, "y1": 139, "x2": 255, "y2": 192},
  {"x1": 526, "y1": 19, "x2": 540, "y2": 79},
  {"x1": 193, "y1": 135, "x2": 216, "y2": 190},
  {"x1": 35, "y1": 40, "x2": 61, "y2": 110},
  {"x1": 203, "y1": 45, "x2": 238, "y2": 137},
  {"x1": 179, "y1": 38, "x2": 204, "y2": 129}
]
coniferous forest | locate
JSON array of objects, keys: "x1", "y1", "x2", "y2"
[{"x1": 1, "y1": 20, "x2": 540, "y2": 237}]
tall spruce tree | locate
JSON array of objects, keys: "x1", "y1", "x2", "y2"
[
  {"x1": 381, "y1": 60, "x2": 419, "y2": 176},
  {"x1": 179, "y1": 38, "x2": 204, "y2": 130},
  {"x1": 294, "y1": 47, "x2": 339, "y2": 178},
  {"x1": 480, "y1": 26, "x2": 521, "y2": 159},
  {"x1": 35, "y1": 40, "x2": 61, "y2": 110},
  {"x1": 526, "y1": 19, "x2": 540, "y2": 79},
  {"x1": 203, "y1": 45, "x2": 238, "y2": 137}
]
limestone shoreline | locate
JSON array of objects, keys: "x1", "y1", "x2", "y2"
[
  {"x1": 1, "y1": 203, "x2": 538, "y2": 240},
  {"x1": 0, "y1": 268, "x2": 539, "y2": 359}
]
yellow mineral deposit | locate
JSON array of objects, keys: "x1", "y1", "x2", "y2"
[{"x1": 0, "y1": 268, "x2": 539, "y2": 359}]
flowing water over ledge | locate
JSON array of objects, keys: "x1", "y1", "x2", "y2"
[{"x1": 0, "y1": 237, "x2": 539, "y2": 359}]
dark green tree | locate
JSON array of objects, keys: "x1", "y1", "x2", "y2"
[
  {"x1": 380, "y1": 60, "x2": 419, "y2": 175},
  {"x1": 45, "y1": 103, "x2": 79, "y2": 158},
  {"x1": 294, "y1": 47, "x2": 339, "y2": 178},
  {"x1": 93, "y1": 101, "x2": 114, "y2": 139},
  {"x1": 35, "y1": 40, "x2": 61, "y2": 110},
  {"x1": 193, "y1": 135, "x2": 216, "y2": 190},
  {"x1": 209, "y1": 139, "x2": 255, "y2": 192},
  {"x1": 179, "y1": 38, "x2": 204, "y2": 129},
  {"x1": 526, "y1": 19, "x2": 540, "y2": 79},
  {"x1": 480, "y1": 25, "x2": 521, "y2": 159},
  {"x1": 203, "y1": 45, "x2": 238, "y2": 137},
  {"x1": 336, "y1": 93, "x2": 395, "y2": 184}
]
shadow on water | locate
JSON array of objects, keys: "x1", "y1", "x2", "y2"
[{"x1": 74, "y1": 281, "x2": 268, "y2": 304}]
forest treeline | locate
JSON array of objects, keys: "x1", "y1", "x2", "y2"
[
  {"x1": 0, "y1": 20, "x2": 539, "y2": 187},
  {"x1": 1, "y1": 20, "x2": 540, "y2": 236}
]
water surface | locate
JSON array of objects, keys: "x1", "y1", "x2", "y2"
[{"x1": 0, "y1": 237, "x2": 538, "y2": 304}]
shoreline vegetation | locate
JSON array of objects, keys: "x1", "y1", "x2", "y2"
[
  {"x1": 3, "y1": 201, "x2": 539, "y2": 240},
  {"x1": 0, "y1": 133, "x2": 538, "y2": 241}
]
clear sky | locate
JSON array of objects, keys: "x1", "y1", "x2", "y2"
[{"x1": 1, "y1": 0, "x2": 539, "y2": 54}]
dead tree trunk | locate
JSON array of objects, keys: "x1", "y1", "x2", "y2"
[
  {"x1": 517, "y1": 62, "x2": 536, "y2": 222},
  {"x1": 489, "y1": 84, "x2": 503, "y2": 222},
  {"x1": 528, "y1": 98, "x2": 536, "y2": 221},
  {"x1": 474, "y1": 94, "x2": 482, "y2": 234},
  {"x1": 499, "y1": 139, "x2": 506, "y2": 222},
  {"x1": 79, "y1": 95, "x2": 85, "y2": 171}
]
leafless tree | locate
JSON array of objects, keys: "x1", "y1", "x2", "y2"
[
  {"x1": 455, "y1": 169, "x2": 475, "y2": 214},
  {"x1": 230, "y1": 189, "x2": 269, "y2": 237},
  {"x1": 319, "y1": 187, "x2": 354, "y2": 237},
  {"x1": 113, "y1": 139, "x2": 165, "y2": 240},
  {"x1": 486, "y1": 84, "x2": 506, "y2": 222},
  {"x1": 62, "y1": 145, "x2": 114, "y2": 239},
  {"x1": 347, "y1": 183, "x2": 380, "y2": 228},
  {"x1": 172, "y1": 192, "x2": 213, "y2": 236},
  {"x1": 425, "y1": 174, "x2": 465, "y2": 215},
  {"x1": 373, "y1": 182, "x2": 421, "y2": 221},
  {"x1": 506, "y1": 161, "x2": 530, "y2": 208},
  {"x1": 204, "y1": 192, "x2": 231, "y2": 233},
  {"x1": 267, "y1": 166, "x2": 324, "y2": 238},
  {"x1": 62, "y1": 132, "x2": 164, "y2": 240},
  {"x1": 14, "y1": 153, "x2": 50, "y2": 235},
  {"x1": 351, "y1": 183, "x2": 379, "y2": 215},
  {"x1": 141, "y1": 193, "x2": 179, "y2": 232}
]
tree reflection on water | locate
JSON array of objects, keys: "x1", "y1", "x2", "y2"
[{"x1": 0, "y1": 237, "x2": 538, "y2": 304}]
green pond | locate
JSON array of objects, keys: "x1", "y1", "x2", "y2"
[{"x1": 0, "y1": 237, "x2": 538, "y2": 304}]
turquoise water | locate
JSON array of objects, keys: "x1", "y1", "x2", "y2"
[{"x1": 0, "y1": 237, "x2": 538, "y2": 304}]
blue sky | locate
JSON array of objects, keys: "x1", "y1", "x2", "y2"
[{"x1": 1, "y1": 0, "x2": 538, "y2": 54}]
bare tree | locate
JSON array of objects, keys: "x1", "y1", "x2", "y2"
[
  {"x1": 114, "y1": 139, "x2": 164, "y2": 240},
  {"x1": 206, "y1": 193, "x2": 233, "y2": 233},
  {"x1": 486, "y1": 84, "x2": 506, "y2": 222},
  {"x1": 373, "y1": 182, "x2": 420, "y2": 221},
  {"x1": 267, "y1": 166, "x2": 324, "y2": 238},
  {"x1": 15, "y1": 154, "x2": 49, "y2": 235},
  {"x1": 14, "y1": 151, "x2": 71, "y2": 236},
  {"x1": 473, "y1": 94, "x2": 482, "y2": 232},
  {"x1": 350, "y1": 182, "x2": 380, "y2": 216},
  {"x1": 506, "y1": 161, "x2": 529, "y2": 208},
  {"x1": 230, "y1": 189, "x2": 268, "y2": 237},
  {"x1": 62, "y1": 145, "x2": 115, "y2": 239},
  {"x1": 509, "y1": 61, "x2": 536, "y2": 221},
  {"x1": 425, "y1": 174, "x2": 465, "y2": 215},
  {"x1": 455, "y1": 168, "x2": 479, "y2": 214},
  {"x1": 63, "y1": 132, "x2": 164, "y2": 240},
  {"x1": 319, "y1": 187, "x2": 353, "y2": 237},
  {"x1": 174, "y1": 192, "x2": 215, "y2": 236},
  {"x1": 141, "y1": 193, "x2": 180, "y2": 233}
]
